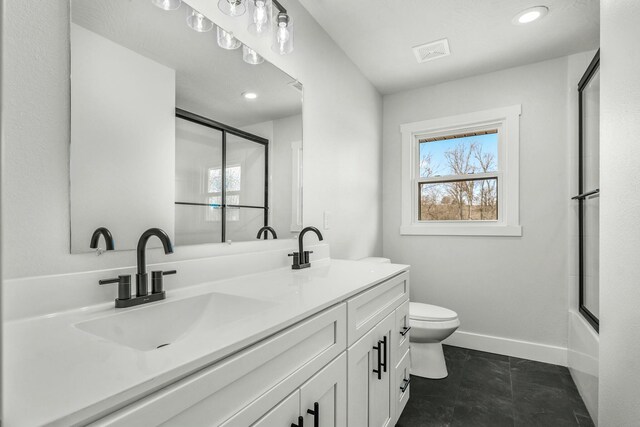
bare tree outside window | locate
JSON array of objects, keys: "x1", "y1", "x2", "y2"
[{"x1": 418, "y1": 132, "x2": 498, "y2": 221}]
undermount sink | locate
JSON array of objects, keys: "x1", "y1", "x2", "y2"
[{"x1": 75, "y1": 292, "x2": 276, "y2": 351}]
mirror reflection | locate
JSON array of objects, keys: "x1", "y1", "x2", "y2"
[{"x1": 70, "y1": 0, "x2": 303, "y2": 252}]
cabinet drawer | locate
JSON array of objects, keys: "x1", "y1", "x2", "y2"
[
  {"x1": 347, "y1": 271, "x2": 409, "y2": 346},
  {"x1": 394, "y1": 299, "x2": 410, "y2": 363},
  {"x1": 251, "y1": 390, "x2": 300, "y2": 427},
  {"x1": 394, "y1": 348, "x2": 411, "y2": 425},
  {"x1": 92, "y1": 303, "x2": 346, "y2": 426}
]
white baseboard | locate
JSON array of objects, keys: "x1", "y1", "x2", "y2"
[{"x1": 444, "y1": 330, "x2": 568, "y2": 366}]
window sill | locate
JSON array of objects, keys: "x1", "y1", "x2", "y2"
[{"x1": 400, "y1": 224, "x2": 522, "y2": 237}]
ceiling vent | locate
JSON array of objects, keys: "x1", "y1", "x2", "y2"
[{"x1": 413, "y1": 38, "x2": 451, "y2": 64}]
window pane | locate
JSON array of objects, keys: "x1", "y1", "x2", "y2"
[
  {"x1": 226, "y1": 133, "x2": 265, "y2": 207},
  {"x1": 582, "y1": 195, "x2": 599, "y2": 318},
  {"x1": 419, "y1": 132, "x2": 498, "y2": 178},
  {"x1": 582, "y1": 68, "x2": 600, "y2": 191},
  {"x1": 175, "y1": 117, "x2": 223, "y2": 203},
  {"x1": 208, "y1": 166, "x2": 242, "y2": 194},
  {"x1": 226, "y1": 207, "x2": 265, "y2": 242},
  {"x1": 174, "y1": 203, "x2": 222, "y2": 246},
  {"x1": 419, "y1": 178, "x2": 497, "y2": 221}
]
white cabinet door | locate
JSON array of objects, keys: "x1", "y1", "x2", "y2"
[
  {"x1": 347, "y1": 312, "x2": 395, "y2": 427},
  {"x1": 252, "y1": 390, "x2": 300, "y2": 427},
  {"x1": 300, "y1": 353, "x2": 347, "y2": 427}
]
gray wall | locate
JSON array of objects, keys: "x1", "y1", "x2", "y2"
[
  {"x1": 599, "y1": 0, "x2": 640, "y2": 424},
  {"x1": 383, "y1": 56, "x2": 579, "y2": 351},
  {"x1": 0, "y1": 0, "x2": 383, "y2": 279}
]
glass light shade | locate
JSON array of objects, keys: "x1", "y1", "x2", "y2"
[
  {"x1": 247, "y1": 0, "x2": 271, "y2": 36},
  {"x1": 242, "y1": 45, "x2": 264, "y2": 65},
  {"x1": 218, "y1": 0, "x2": 246, "y2": 17},
  {"x1": 272, "y1": 13, "x2": 293, "y2": 55},
  {"x1": 187, "y1": 8, "x2": 214, "y2": 32},
  {"x1": 217, "y1": 26, "x2": 242, "y2": 50},
  {"x1": 151, "y1": 0, "x2": 182, "y2": 10}
]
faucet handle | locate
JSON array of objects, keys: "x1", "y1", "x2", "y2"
[
  {"x1": 151, "y1": 270, "x2": 177, "y2": 294},
  {"x1": 99, "y1": 275, "x2": 131, "y2": 301},
  {"x1": 288, "y1": 252, "x2": 301, "y2": 268},
  {"x1": 303, "y1": 250, "x2": 314, "y2": 264}
]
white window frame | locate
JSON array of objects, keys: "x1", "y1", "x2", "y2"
[{"x1": 400, "y1": 105, "x2": 522, "y2": 236}]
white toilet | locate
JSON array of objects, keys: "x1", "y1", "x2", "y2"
[
  {"x1": 409, "y1": 302, "x2": 460, "y2": 379},
  {"x1": 358, "y1": 257, "x2": 461, "y2": 379}
]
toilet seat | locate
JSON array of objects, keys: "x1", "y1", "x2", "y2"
[{"x1": 410, "y1": 302, "x2": 458, "y2": 322}]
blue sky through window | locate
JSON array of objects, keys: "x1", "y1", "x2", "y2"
[{"x1": 419, "y1": 133, "x2": 498, "y2": 177}]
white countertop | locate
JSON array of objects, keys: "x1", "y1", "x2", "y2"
[{"x1": 4, "y1": 259, "x2": 408, "y2": 426}]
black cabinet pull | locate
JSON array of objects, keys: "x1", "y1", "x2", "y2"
[
  {"x1": 400, "y1": 326, "x2": 411, "y2": 337},
  {"x1": 400, "y1": 377, "x2": 411, "y2": 393},
  {"x1": 307, "y1": 402, "x2": 319, "y2": 427},
  {"x1": 291, "y1": 415, "x2": 304, "y2": 427},
  {"x1": 381, "y1": 335, "x2": 388, "y2": 373},
  {"x1": 372, "y1": 340, "x2": 382, "y2": 380}
]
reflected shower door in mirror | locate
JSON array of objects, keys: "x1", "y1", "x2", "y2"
[
  {"x1": 69, "y1": 0, "x2": 303, "y2": 252},
  {"x1": 175, "y1": 111, "x2": 268, "y2": 245}
]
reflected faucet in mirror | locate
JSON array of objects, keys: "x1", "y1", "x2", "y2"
[
  {"x1": 89, "y1": 227, "x2": 115, "y2": 254},
  {"x1": 289, "y1": 226, "x2": 324, "y2": 270},
  {"x1": 256, "y1": 226, "x2": 278, "y2": 240}
]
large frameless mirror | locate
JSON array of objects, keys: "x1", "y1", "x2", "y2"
[{"x1": 69, "y1": 0, "x2": 303, "y2": 252}]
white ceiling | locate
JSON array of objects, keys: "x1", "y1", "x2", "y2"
[
  {"x1": 299, "y1": 0, "x2": 600, "y2": 95},
  {"x1": 72, "y1": 0, "x2": 302, "y2": 128}
]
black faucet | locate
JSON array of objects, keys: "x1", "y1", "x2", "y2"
[
  {"x1": 90, "y1": 227, "x2": 115, "y2": 251},
  {"x1": 99, "y1": 228, "x2": 176, "y2": 308},
  {"x1": 289, "y1": 226, "x2": 324, "y2": 269},
  {"x1": 136, "y1": 228, "x2": 174, "y2": 296},
  {"x1": 256, "y1": 226, "x2": 278, "y2": 240}
]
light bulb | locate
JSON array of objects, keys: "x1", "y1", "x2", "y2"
[
  {"x1": 151, "y1": 0, "x2": 181, "y2": 11},
  {"x1": 218, "y1": 0, "x2": 246, "y2": 17},
  {"x1": 248, "y1": 0, "x2": 270, "y2": 36},
  {"x1": 187, "y1": 9, "x2": 214, "y2": 32},
  {"x1": 277, "y1": 25, "x2": 289, "y2": 52},
  {"x1": 272, "y1": 12, "x2": 293, "y2": 55},
  {"x1": 255, "y1": 3, "x2": 267, "y2": 26},
  {"x1": 217, "y1": 26, "x2": 241, "y2": 50},
  {"x1": 243, "y1": 45, "x2": 264, "y2": 65}
]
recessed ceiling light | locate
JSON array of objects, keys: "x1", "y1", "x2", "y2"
[
  {"x1": 242, "y1": 91, "x2": 258, "y2": 100},
  {"x1": 512, "y1": 6, "x2": 549, "y2": 25}
]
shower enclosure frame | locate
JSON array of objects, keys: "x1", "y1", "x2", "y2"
[{"x1": 574, "y1": 50, "x2": 600, "y2": 332}]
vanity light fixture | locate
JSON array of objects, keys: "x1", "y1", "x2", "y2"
[
  {"x1": 217, "y1": 26, "x2": 242, "y2": 49},
  {"x1": 512, "y1": 6, "x2": 549, "y2": 25},
  {"x1": 243, "y1": 45, "x2": 265, "y2": 64},
  {"x1": 218, "y1": 0, "x2": 246, "y2": 17},
  {"x1": 187, "y1": 8, "x2": 214, "y2": 32},
  {"x1": 242, "y1": 91, "x2": 258, "y2": 99},
  {"x1": 272, "y1": 11, "x2": 293, "y2": 55},
  {"x1": 151, "y1": 0, "x2": 181, "y2": 11},
  {"x1": 247, "y1": 0, "x2": 271, "y2": 36}
]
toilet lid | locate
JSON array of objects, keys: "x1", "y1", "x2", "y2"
[{"x1": 410, "y1": 302, "x2": 458, "y2": 321}]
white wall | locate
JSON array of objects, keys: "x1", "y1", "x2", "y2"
[
  {"x1": 383, "y1": 56, "x2": 583, "y2": 361},
  {"x1": 70, "y1": 24, "x2": 176, "y2": 253},
  {"x1": 599, "y1": 0, "x2": 640, "y2": 424},
  {"x1": 0, "y1": 0, "x2": 382, "y2": 279}
]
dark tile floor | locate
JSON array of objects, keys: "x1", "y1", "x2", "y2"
[{"x1": 396, "y1": 345, "x2": 594, "y2": 427}]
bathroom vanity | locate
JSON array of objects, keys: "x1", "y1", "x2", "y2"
[{"x1": 4, "y1": 253, "x2": 410, "y2": 426}]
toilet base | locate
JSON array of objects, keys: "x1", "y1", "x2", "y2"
[{"x1": 410, "y1": 342, "x2": 449, "y2": 379}]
